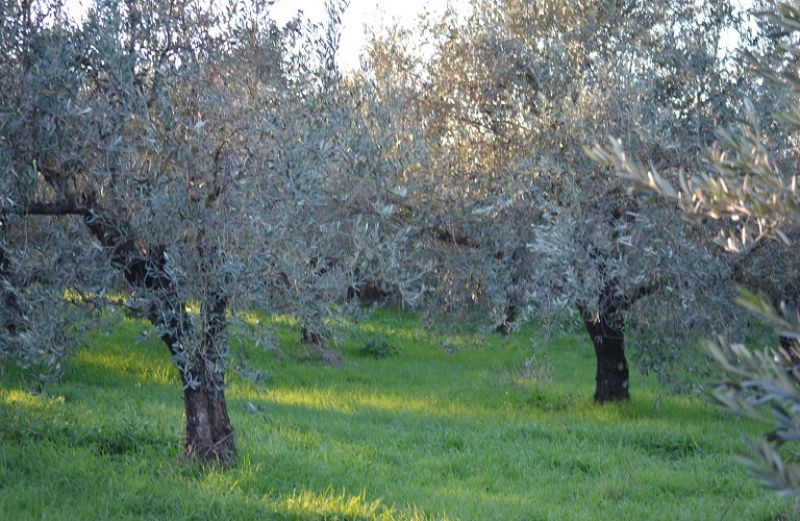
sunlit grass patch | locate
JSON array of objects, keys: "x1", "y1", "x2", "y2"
[
  {"x1": 275, "y1": 487, "x2": 451, "y2": 521},
  {"x1": 0, "y1": 388, "x2": 56, "y2": 408},
  {"x1": 239, "y1": 310, "x2": 265, "y2": 326},
  {"x1": 267, "y1": 313, "x2": 302, "y2": 327}
]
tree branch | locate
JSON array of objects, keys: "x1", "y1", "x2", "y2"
[
  {"x1": 622, "y1": 279, "x2": 666, "y2": 309},
  {"x1": 21, "y1": 200, "x2": 91, "y2": 217}
]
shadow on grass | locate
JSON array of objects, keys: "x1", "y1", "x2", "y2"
[{"x1": 3, "y1": 356, "x2": 732, "y2": 468}]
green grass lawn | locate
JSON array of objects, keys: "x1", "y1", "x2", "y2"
[{"x1": 0, "y1": 308, "x2": 795, "y2": 520}]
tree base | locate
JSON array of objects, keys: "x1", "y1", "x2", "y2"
[
  {"x1": 495, "y1": 321, "x2": 517, "y2": 335},
  {"x1": 579, "y1": 304, "x2": 631, "y2": 404},
  {"x1": 301, "y1": 328, "x2": 343, "y2": 367},
  {"x1": 495, "y1": 305, "x2": 518, "y2": 335},
  {"x1": 184, "y1": 388, "x2": 236, "y2": 468},
  {"x1": 593, "y1": 354, "x2": 630, "y2": 404},
  {"x1": 594, "y1": 378, "x2": 630, "y2": 404}
]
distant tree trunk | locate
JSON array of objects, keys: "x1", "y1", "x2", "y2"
[
  {"x1": 777, "y1": 297, "x2": 800, "y2": 367},
  {"x1": 348, "y1": 279, "x2": 389, "y2": 305},
  {"x1": 780, "y1": 334, "x2": 800, "y2": 367},
  {"x1": 0, "y1": 244, "x2": 22, "y2": 336},
  {"x1": 577, "y1": 301, "x2": 630, "y2": 403},
  {"x1": 495, "y1": 248, "x2": 521, "y2": 335},
  {"x1": 301, "y1": 325, "x2": 342, "y2": 366},
  {"x1": 495, "y1": 304, "x2": 517, "y2": 335},
  {"x1": 732, "y1": 253, "x2": 800, "y2": 368},
  {"x1": 300, "y1": 326, "x2": 323, "y2": 346}
]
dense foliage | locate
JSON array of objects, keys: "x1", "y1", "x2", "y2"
[{"x1": 365, "y1": 0, "x2": 755, "y2": 401}]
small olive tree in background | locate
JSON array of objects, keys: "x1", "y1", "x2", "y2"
[
  {"x1": 0, "y1": 0, "x2": 417, "y2": 466},
  {"x1": 592, "y1": 1, "x2": 800, "y2": 501}
]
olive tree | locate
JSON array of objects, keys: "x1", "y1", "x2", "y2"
[
  {"x1": 517, "y1": 0, "x2": 758, "y2": 402},
  {"x1": 0, "y1": 0, "x2": 411, "y2": 466},
  {"x1": 369, "y1": 0, "x2": 746, "y2": 401},
  {"x1": 592, "y1": 0, "x2": 800, "y2": 500}
]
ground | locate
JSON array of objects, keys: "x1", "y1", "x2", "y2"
[{"x1": 0, "y1": 308, "x2": 794, "y2": 520}]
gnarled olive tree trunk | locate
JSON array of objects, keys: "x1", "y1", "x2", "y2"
[
  {"x1": 183, "y1": 385, "x2": 235, "y2": 464},
  {"x1": 25, "y1": 202, "x2": 237, "y2": 465},
  {"x1": 182, "y1": 289, "x2": 235, "y2": 466},
  {"x1": 86, "y1": 208, "x2": 237, "y2": 465}
]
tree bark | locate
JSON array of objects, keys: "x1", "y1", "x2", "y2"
[
  {"x1": 184, "y1": 386, "x2": 235, "y2": 466},
  {"x1": 495, "y1": 248, "x2": 521, "y2": 335},
  {"x1": 577, "y1": 302, "x2": 630, "y2": 403},
  {"x1": 178, "y1": 290, "x2": 237, "y2": 466}
]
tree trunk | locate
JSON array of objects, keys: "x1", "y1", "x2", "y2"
[
  {"x1": 780, "y1": 334, "x2": 800, "y2": 368},
  {"x1": 180, "y1": 290, "x2": 237, "y2": 466},
  {"x1": 495, "y1": 249, "x2": 521, "y2": 335},
  {"x1": 777, "y1": 297, "x2": 800, "y2": 367},
  {"x1": 348, "y1": 279, "x2": 389, "y2": 305},
  {"x1": 83, "y1": 207, "x2": 237, "y2": 465},
  {"x1": 184, "y1": 386, "x2": 236, "y2": 466},
  {"x1": 578, "y1": 303, "x2": 630, "y2": 403},
  {"x1": 301, "y1": 326, "x2": 342, "y2": 366},
  {"x1": 495, "y1": 304, "x2": 518, "y2": 335},
  {"x1": 0, "y1": 245, "x2": 21, "y2": 335},
  {"x1": 301, "y1": 326, "x2": 323, "y2": 346}
]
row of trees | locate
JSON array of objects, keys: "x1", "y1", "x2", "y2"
[{"x1": 3, "y1": 1, "x2": 800, "y2": 501}]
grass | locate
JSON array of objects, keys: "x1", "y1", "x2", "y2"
[{"x1": 0, "y1": 308, "x2": 795, "y2": 520}]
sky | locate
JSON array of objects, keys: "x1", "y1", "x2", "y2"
[
  {"x1": 273, "y1": 0, "x2": 470, "y2": 70},
  {"x1": 65, "y1": 0, "x2": 754, "y2": 70},
  {"x1": 64, "y1": 0, "x2": 469, "y2": 71}
]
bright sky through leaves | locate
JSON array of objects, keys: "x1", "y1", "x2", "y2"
[
  {"x1": 64, "y1": 0, "x2": 471, "y2": 71},
  {"x1": 272, "y1": 0, "x2": 471, "y2": 70},
  {"x1": 63, "y1": 1, "x2": 752, "y2": 70}
]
